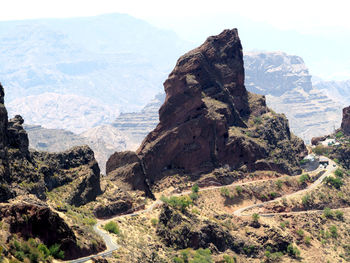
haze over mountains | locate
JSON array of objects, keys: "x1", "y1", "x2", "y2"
[{"x1": 1, "y1": 12, "x2": 349, "y2": 160}]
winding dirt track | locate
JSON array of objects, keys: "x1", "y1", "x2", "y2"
[{"x1": 68, "y1": 157, "x2": 337, "y2": 262}]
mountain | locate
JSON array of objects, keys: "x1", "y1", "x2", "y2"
[
  {"x1": 106, "y1": 29, "x2": 306, "y2": 194},
  {"x1": 244, "y1": 51, "x2": 342, "y2": 142},
  {"x1": 0, "y1": 13, "x2": 191, "y2": 132},
  {"x1": 0, "y1": 83, "x2": 105, "y2": 259},
  {"x1": 9, "y1": 93, "x2": 118, "y2": 134},
  {"x1": 112, "y1": 93, "x2": 165, "y2": 143},
  {"x1": 25, "y1": 124, "x2": 135, "y2": 174},
  {"x1": 314, "y1": 79, "x2": 350, "y2": 105}
]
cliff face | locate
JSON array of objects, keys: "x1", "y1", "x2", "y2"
[
  {"x1": 0, "y1": 83, "x2": 102, "y2": 205},
  {"x1": 106, "y1": 29, "x2": 307, "y2": 193},
  {"x1": 341, "y1": 106, "x2": 350, "y2": 135}
]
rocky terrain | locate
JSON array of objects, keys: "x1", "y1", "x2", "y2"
[
  {"x1": 107, "y1": 29, "x2": 307, "y2": 195},
  {"x1": 25, "y1": 124, "x2": 135, "y2": 174},
  {"x1": 244, "y1": 52, "x2": 342, "y2": 143},
  {"x1": 0, "y1": 83, "x2": 106, "y2": 260}
]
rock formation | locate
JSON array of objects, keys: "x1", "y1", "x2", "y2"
[
  {"x1": 0, "y1": 82, "x2": 102, "y2": 204},
  {"x1": 341, "y1": 106, "x2": 350, "y2": 135},
  {"x1": 107, "y1": 29, "x2": 307, "y2": 193}
]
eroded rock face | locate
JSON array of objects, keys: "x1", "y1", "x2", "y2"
[
  {"x1": 0, "y1": 83, "x2": 102, "y2": 204},
  {"x1": 106, "y1": 29, "x2": 306, "y2": 192},
  {"x1": 341, "y1": 106, "x2": 350, "y2": 135},
  {"x1": 0, "y1": 203, "x2": 105, "y2": 260}
]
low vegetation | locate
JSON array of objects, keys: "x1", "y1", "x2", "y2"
[{"x1": 104, "y1": 221, "x2": 120, "y2": 235}]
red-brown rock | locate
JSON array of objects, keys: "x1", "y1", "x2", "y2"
[
  {"x1": 106, "y1": 29, "x2": 306, "y2": 192},
  {"x1": 341, "y1": 106, "x2": 350, "y2": 135}
]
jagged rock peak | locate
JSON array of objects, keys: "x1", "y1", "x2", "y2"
[
  {"x1": 106, "y1": 29, "x2": 307, "y2": 194},
  {"x1": 341, "y1": 106, "x2": 350, "y2": 135},
  {"x1": 0, "y1": 82, "x2": 4, "y2": 104}
]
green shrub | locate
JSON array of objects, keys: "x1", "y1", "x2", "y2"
[
  {"x1": 323, "y1": 207, "x2": 334, "y2": 219},
  {"x1": 269, "y1": 192, "x2": 278, "y2": 199},
  {"x1": 161, "y1": 196, "x2": 192, "y2": 212},
  {"x1": 296, "y1": 229, "x2": 304, "y2": 237},
  {"x1": 254, "y1": 116, "x2": 262, "y2": 125},
  {"x1": 335, "y1": 210, "x2": 344, "y2": 221},
  {"x1": 235, "y1": 186, "x2": 243, "y2": 195},
  {"x1": 49, "y1": 244, "x2": 64, "y2": 259},
  {"x1": 252, "y1": 213, "x2": 260, "y2": 223},
  {"x1": 223, "y1": 255, "x2": 236, "y2": 263},
  {"x1": 192, "y1": 184, "x2": 199, "y2": 193},
  {"x1": 299, "y1": 159, "x2": 310, "y2": 165},
  {"x1": 151, "y1": 218, "x2": 158, "y2": 226},
  {"x1": 275, "y1": 180, "x2": 283, "y2": 189},
  {"x1": 190, "y1": 248, "x2": 212, "y2": 263},
  {"x1": 104, "y1": 221, "x2": 120, "y2": 235},
  {"x1": 336, "y1": 131, "x2": 344, "y2": 139},
  {"x1": 302, "y1": 194, "x2": 311, "y2": 206},
  {"x1": 330, "y1": 225, "x2": 338, "y2": 239},
  {"x1": 299, "y1": 174, "x2": 310, "y2": 184},
  {"x1": 324, "y1": 176, "x2": 343, "y2": 189},
  {"x1": 304, "y1": 236, "x2": 311, "y2": 245},
  {"x1": 287, "y1": 244, "x2": 300, "y2": 258},
  {"x1": 334, "y1": 169, "x2": 344, "y2": 178}
]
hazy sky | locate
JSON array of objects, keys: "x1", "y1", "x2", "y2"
[{"x1": 1, "y1": 0, "x2": 350, "y2": 80}]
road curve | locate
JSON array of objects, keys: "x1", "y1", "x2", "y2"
[
  {"x1": 233, "y1": 157, "x2": 337, "y2": 217},
  {"x1": 68, "y1": 156, "x2": 336, "y2": 262}
]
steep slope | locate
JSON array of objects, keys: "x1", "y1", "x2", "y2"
[
  {"x1": 106, "y1": 29, "x2": 307, "y2": 194},
  {"x1": 244, "y1": 52, "x2": 342, "y2": 142},
  {"x1": 0, "y1": 83, "x2": 105, "y2": 260}
]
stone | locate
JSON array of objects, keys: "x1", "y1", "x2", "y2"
[{"x1": 341, "y1": 106, "x2": 350, "y2": 135}]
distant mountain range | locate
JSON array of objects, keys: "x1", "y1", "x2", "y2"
[{"x1": 1, "y1": 13, "x2": 191, "y2": 131}]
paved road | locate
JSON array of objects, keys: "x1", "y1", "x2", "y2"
[
  {"x1": 233, "y1": 157, "x2": 337, "y2": 217},
  {"x1": 68, "y1": 156, "x2": 336, "y2": 262}
]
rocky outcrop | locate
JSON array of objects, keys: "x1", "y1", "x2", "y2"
[
  {"x1": 311, "y1": 135, "x2": 327, "y2": 146},
  {"x1": 0, "y1": 202, "x2": 105, "y2": 260},
  {"x1": 0, "y1": 83, "x2": 102, "y2": 204},
  {"x1": 341, "y1": 106, "x2": 350, "y2": 135},
  {"x1": 156, "y1": 205, "x2": 251, "y2": 254},
  {"x1": 7, "y1": 115, "x2": 29, "y2": 157},
  {"x1": 107, "y1": 29, "x2": 306, "y2": 192}
]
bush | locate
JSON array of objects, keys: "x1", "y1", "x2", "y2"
[
  {"x1": 252, "y1": 213, "x2": 260, "y2": 222},
  {"x1": 275, "y1": 180, "x2": 283, "y2": 189},
  {"x1": 334, "y1": 169, "x2": 344, "y2": 178},
  {"x1": 324, "y1": 176, "x2": 343, "y2": 189},
  {"x1": 287, "y1": 244, "x2": 300, "y2": 258},
  {"x1": 323, "y1": 207, "x2": 334, "y2": 219},
  {"x1": 190, "y1": 248, "x2": 212, "y2": 263},
  {"x1": 161, "y1": 196, "x2": 192, "y2": 212},
  {"x1": 296, "y1": 229, "x2": 304, "y2": 237},
  {"x1": 151, "y1": 218, "x2": 158, "y2": 226},
  {"x1": 299, "y1": 159, "x2": 310, "y2": 165},
  {"x1": 192, "y1": 184, "x2": 199, "y2": 193},
  {"x1": 335, "y1": 210, "x2": 344, "y2": 221},
  {"x1": 304, "y1": 236, "x2": 311, "y2": 245},
  {"x1": 104, "y1": 221, "x2": 120, "y2": 235},
  {"x1": 235, "y1": 186, "x2": 243, "y2": 195},
  {"x1": 330, "y1": 225, "x2": 338, "y2": 239},
  {"x1": 302, "y1": 194, "x2": 311, "y2": 206},
  {"x1": 336, "y1": 131, "x2": 344, "y2": 139},
  {"x1": 299, "y1": 174, "x2": 310, "y2": 184},
  {"x1": 49, "y1": 244, "x2": 64, "y2": 259},
  {"x1": 223, "y1": 255, "x2": 236, "y2": 263}
]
